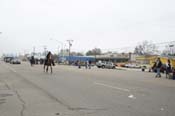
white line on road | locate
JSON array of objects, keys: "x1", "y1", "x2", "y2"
[
  {"x1": 9, "y1": 67, "x2": 17, "y2": 73},
  {"x1": 94, "y1": 82, "x2": 130, "y2": 92},
  {"x1": 128, "y1": 94, "x2": 136, "y2": 99},
  {"x1": 4, "y1": 65, "x2": 17, "y2": 73}
]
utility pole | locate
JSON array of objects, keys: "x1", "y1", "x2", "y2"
[
  {"x1": 43, "y1": 45, "x2": 47, "y2": 56},
  {"x1": 67, "y1": 40, "x2": 73, "y2": 65},
  {"x1": 94, "y1": 48, "x2": 97, "y2": 62},
  {"x1": 57, "y1": 46, "x2": 60, "y2": 56},
  {"x1": 33, "y1": 46, "x2": 35, "y2": 56},
  {"x1": 50, "y1": 38, "x2": 64, "y2": 59}
]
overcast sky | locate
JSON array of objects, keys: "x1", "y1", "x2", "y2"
[{"x1": 0, "y1": 0, "x2": 175, "y2": 56}]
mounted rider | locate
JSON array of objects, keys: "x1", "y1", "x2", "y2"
[{"x1": 44, "y1": 52, "x2": 54, "y2": 65}]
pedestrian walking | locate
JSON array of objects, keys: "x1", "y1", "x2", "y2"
[
  {"x1": 85, "y1": 60, "x2": 89, "y2": 69},
  {"x1": 155, "y1": 58, "x2": 162, "y2": 78},
  {"x1": 78, "y1": 60, "x2": 81, "y2": 69},
  {"x1": 166, "y1": 59, "x2": 171, "y2": 79},
  {"x1": 88, "y1": 60, "x2": 92, "y2": 69}
]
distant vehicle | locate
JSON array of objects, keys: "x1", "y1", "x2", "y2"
[
  {"x1": 4, "y1": 57, "x2": 14, "y2": 63},
  {"x1": 10, "y1": 58, "x2": 21, "y2": 64},
  {"x1": 115, "y1": 63, "x2": 126, "y2": 67},
  {"x1": 124, "y1": 64, "x2": 141, "y2": 69},
  {"x1": 96, "y1": 61, "x2": 115, "y2": 69},
  {"x1": 6, "y1": 58, "x2": 11, "y2": 63},
  {"x1": 96, "y1": 61, "x2": 106, "y2": 68},
  {"x1": 105, "y1": 62, "x2": 116, "y2": 69}
]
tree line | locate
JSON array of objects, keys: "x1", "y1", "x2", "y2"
[{"x1": 70, "y1": 40, "x2": 174, "y2": 56}]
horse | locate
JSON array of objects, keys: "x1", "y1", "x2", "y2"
[{"x1": 43, "y1": 57, "x2": 55, "y2": 73}]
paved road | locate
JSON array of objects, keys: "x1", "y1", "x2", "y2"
[{"x1": 0, "y1": 61, "x2": 175, "y2": 116}]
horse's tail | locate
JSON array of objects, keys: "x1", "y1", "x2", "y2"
[{"x1": 52, "y1": 60, "x2": 55, "y2": 66}]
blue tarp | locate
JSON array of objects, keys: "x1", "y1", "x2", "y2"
[{"x1": 59, "y1": 56, "x2": 95, "y2": 62}]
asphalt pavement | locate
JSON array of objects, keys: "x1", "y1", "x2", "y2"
[{"x1": 0, "y1": 61, "x2": 175, "y2": 116}]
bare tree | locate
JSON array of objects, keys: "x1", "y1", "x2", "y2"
[
  {"x1": 134, "y1": 41, "x2": 158, "y2": 55},
  {"x1": 71, "y1": 52, "x2": 84, "y2": 56},
  {"x1": 86, "y1": 48, "x2": 102, "y2": 56}
]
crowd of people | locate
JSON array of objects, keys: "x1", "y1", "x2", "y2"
[
  {"x1": 75, "y1": 60, "x2": 92, "y2": 69},
  {"x1": 154, "y1": 58, "x2": 175, "y2": 79}
]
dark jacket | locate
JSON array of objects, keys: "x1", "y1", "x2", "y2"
[{"x1": 156, "y1": 61, "x2": 162, "y2": 68}]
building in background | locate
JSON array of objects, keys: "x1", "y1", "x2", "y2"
[{"x1": 95, "y1": 53, "x2": 129, "y2": 63}]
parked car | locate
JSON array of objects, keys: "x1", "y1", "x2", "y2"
[
  {"x1": 96, "y1": 61, "x2": 115, "y2": 69},
  {"x1": 124, "y1": 63, "x2": 141, "y2": 69},
  {"x1": 10, "y1": 58, "x2": 21, "y2": 64},
  {"x1": 105, "y1": 62, "x2": 116, "y2": 69},
  {"x1": 4, "y1": 57, "x2": 14, "y2": 63},
  {"x1": 96, "y1": 60, "x2": 106, "y2": 68}
]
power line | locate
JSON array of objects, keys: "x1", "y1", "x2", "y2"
[
  {"x1": 154, "y1": 41, "x2": 175, "y2": 45},
  {"x1": 67, "y1": 40, "x2": 73, "y2": 64},
  {"x1": 100, "y1": 40, "x2": 175, "y2": 52}
]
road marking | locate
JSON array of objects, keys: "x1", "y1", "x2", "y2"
[
  {"x1": 160, "y1": 108, "x2": 164, "y2": 111},
  {"x1": 4, "y1": 65, "x2": 17, "y2": 73},
  {"x1": 94, "y1": 82, "x2": 130, "y2": 92},
  {"x1": 128, "y1": 94, "x2": 136, "y2": 99},
  {"x1": 9, "y1": 67, "x2": 17, "y2": 73}
]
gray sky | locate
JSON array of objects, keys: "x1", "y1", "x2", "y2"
[{"x1": 0, "y1": 0, "x2": 175, "y2": 56}]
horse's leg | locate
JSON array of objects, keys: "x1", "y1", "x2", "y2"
[
  {"x1": 43, "y1": 64, "x2": 45, "y2": 72},
  {"x1": 46, "y1": 65, "x2": 48, "y2": 73},
  {"x1": 50, "y1": 66, "x2": 52, "y2": 74}
]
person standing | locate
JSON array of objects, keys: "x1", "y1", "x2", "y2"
[
  {"x1": 85, "y1": 60, "x2": 89, "y2": 69},
  {"x1": 30, "y1": 56, "x2": 35, "y2": 66},
  {"x1": 88, "y1": 60, "x2": 92, "y2": 69},
  {"x1": 166, "y1": 59, "x2": 171, "y2": 79},
  {"x1": 155, "y1": 58, "x2": 162, "y2": 78},
  {"x1": 78, "y1": 60, "x2": 81, "y2": 69}
]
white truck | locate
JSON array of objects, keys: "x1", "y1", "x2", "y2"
[{"x1": 96, "y1": 61, "x2": 115, "y2": 69}]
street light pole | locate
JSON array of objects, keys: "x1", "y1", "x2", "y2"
[
  {"x1": 33, "y1": 46, "x2": 35, "y2": 56},
  {"x1": 43, "y1": 45, "x2": 47, "y2": 56},
  {"x1": 67, "y1": 40, "x2": 73, "y2": 65},
  {"x1": 95, "y1": 48, "x2": 97, "y2": 62},
  {"x1": 50, "y1": 38, "x2": 65, "y2": 63}
]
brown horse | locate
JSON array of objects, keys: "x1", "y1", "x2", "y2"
[{"x1": 44, "y1": 52, "x2": 55, "y2": 73}]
